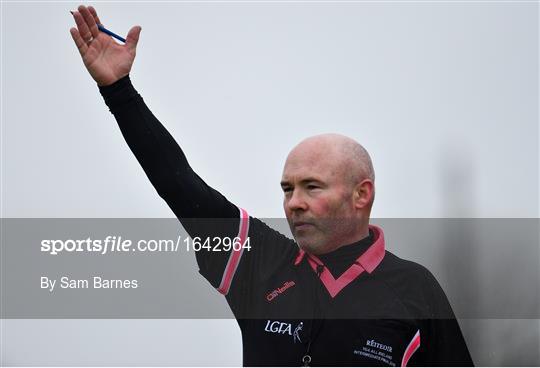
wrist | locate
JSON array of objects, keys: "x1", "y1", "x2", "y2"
[{"x1": 98, "y1": 75, "x2": 138, "y2": 112}]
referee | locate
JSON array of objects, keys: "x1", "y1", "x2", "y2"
[{"x1": 70, "y1": 5, "x2": 474, "y2": 366}]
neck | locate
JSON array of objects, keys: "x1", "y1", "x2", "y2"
[{"x1": 314, "y1": 223, "x2": 370, "y2": 255}]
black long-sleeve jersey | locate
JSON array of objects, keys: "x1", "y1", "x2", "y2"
[{"x1": 99, "y1": 75, "x2": 473, "y2": 367}]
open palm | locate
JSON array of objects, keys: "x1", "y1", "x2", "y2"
[{"x1": 70, "y1": 5, "x2": 141, "y2": 86}]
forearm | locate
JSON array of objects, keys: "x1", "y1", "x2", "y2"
[{"x1": 98, "y1": 75, "x2": 238, "y2": 221}]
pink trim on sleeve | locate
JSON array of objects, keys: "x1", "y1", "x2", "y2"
[
  {"x1": 217, "y1": 208, "x2": 250, "y2": 295},
  {"x1": 401, "y1": 330, "x2": 420, "y2": 367}
]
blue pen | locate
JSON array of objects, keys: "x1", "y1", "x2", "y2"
[
  {"x1": 97, "y1": 24, "x2": 126, "y2": 43},
  {"x1": 70, "y1": 11, "x2": 126, "y2": 43}
]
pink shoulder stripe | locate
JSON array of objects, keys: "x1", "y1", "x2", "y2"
[
  {"x1": 217, "y1": 208, "x2": 250, "y2": 295},
  {"x1": 401, "y1": 330, "x2": 420, "y2": 367}
]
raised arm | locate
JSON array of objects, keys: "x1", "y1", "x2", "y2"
[
  {"x1": 69, "y1": 5, "x2": 239, "y2": 224},
  {"x1": 70, "y1": 6, "x2": 298, "y2": 302}
]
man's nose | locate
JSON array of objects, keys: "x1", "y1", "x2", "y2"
[{"x1": 286, "y1": 189, "x2": 308, "y2": 212}]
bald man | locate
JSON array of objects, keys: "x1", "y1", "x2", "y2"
[
  {"x1": 281, "y1": 134, "x2": 375, "y2": 256},
  {"x1": 71, "y1": 5, "x2": 473, "y2": 366}
]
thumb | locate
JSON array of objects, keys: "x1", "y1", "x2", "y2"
[{"x1": 125, "y1": 25, "x2": 141, "y2": 51}]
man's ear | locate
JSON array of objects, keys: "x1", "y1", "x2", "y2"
[{"x1": 353, "y1": 179, "x2": 374, "y2": 210}]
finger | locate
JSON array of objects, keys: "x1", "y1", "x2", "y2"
[
  {"x1": 78, "y1": 5, "x2": 99, "y2": 38},
  {"x1": 88, "y1": 6, "x2": 103, "y2": 26},
  {"x1": 72, "y1": 10, "x2": 93, "y2": 43},
  {"x1": 125, "y1": 26, "x2": 142, "y2": 51},
  {"x1": 70, "y1": 27, "x2": 89, "y2": 56}
]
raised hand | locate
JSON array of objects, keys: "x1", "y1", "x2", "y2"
[{"x1": 70, "y1": 5, "x2": 141, "y2": 86}]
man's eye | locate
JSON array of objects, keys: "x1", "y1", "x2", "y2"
[
  {"x1": 282, "y1": 187, "x2": 292, "y2": 193},
  {"x1": 307, "y1": 185, "x2": 319, "y2": 190}
]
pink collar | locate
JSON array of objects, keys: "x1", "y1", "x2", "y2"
[{"x1": 293, "y1": 225, "x2": 386, "y2": 298}]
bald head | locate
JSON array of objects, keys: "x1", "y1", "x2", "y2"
[{"x1": 286, "y1": 133, "x2": 375, "y2": 189}]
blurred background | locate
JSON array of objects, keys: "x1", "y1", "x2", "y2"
[{"x1": 1, "y1": 1, "x2": 538, "y2": 365}]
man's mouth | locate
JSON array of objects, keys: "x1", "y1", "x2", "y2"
[{"x1": 293, "y1": 222, "x2": 314, "y2": 231}]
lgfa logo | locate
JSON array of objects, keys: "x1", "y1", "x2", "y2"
[{"x1": 264, "y1": 320, "x2": 303, "y2": 343}]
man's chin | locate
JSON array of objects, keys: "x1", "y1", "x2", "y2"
[{"x1": 295, "y1": 237, "x2": 322, "y2": 255}]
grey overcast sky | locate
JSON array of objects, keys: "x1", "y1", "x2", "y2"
[{"x1": 2, "y1": 1, "x2": 538, "y2": 219}]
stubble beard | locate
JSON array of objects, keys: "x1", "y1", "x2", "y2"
[{"x1": 295, "y1": 217, "x2": 361, "y2": 255}]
